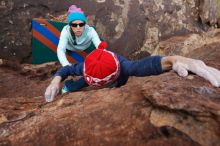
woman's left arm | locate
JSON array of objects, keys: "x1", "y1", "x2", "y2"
[
  {"x1": 89, "y1": 27, "x2": 101, "y2": 48},
  {"x1": 161, "y1": 56, "x2": 220, "y2": 87}
]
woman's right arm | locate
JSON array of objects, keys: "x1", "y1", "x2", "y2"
[{"x1": 57, "y1": 26, "x2": 71, "y2": 66}]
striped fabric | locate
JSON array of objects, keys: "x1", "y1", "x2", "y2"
[{"x1": 32, "y1": 18, "x2": 94, "y2": 64}]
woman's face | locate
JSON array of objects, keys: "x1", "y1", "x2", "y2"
[{"x1": 70, "y1": 20, "x2": 85, "y2": 37}]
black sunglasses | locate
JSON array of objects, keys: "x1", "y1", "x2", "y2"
[{"x1": 70, "y1": 23, "x2": 85, "y2": 28}]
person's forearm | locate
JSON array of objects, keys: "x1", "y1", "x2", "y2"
[
  {"x1": 51, "y1": 76, "x2": 62, "y2": 84},
  {"x1": 57, "y1": 26, "x2": 71, "y2": 66},
  {"x1": 161, "y1": 55, "x2": 220, "y2": 87},
  {"x1": 90, "y1": 27, "x2": 101, "y2": 48},
  {"x1": 57, "y1": 48, "x2": 71, "y2": 66}
]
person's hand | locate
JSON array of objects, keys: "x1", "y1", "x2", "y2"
[
  {"x1": 172, "y1": 56, "x2": 220, "y2": 87},
  {"x1": 44, "y1": 76, "x2": 62, "y2": 102}
]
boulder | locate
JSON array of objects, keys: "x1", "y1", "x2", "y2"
[
  {"x1": 1, "y1": 0, "x2": 220, "y2": 62},
  {"x1": 0, "y1": 30, "x2": 220, "y2": 146}
]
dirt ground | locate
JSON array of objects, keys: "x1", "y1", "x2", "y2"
[
  {"x1": 0, "y1": 66, "x2": 50, "y2": 99},
  {"x1": 0, "y1": 59, "x2": 59, "y2": 99}
]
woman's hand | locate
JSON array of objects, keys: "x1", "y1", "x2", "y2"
[
  {"x1": 44, "y1": 76, "x2": 62, "y2": 102},
  {"x1": 162, "y1": 56, "x2": 220, "y2": 87}
]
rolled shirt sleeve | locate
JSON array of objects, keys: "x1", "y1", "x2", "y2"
[{"x1": 54, "y1": 62, "x2": 84, "y2": 80}]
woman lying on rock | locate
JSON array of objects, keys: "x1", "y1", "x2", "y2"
[{"x1": 44, "y1": 42, "x2": 220, "y2": 102}]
